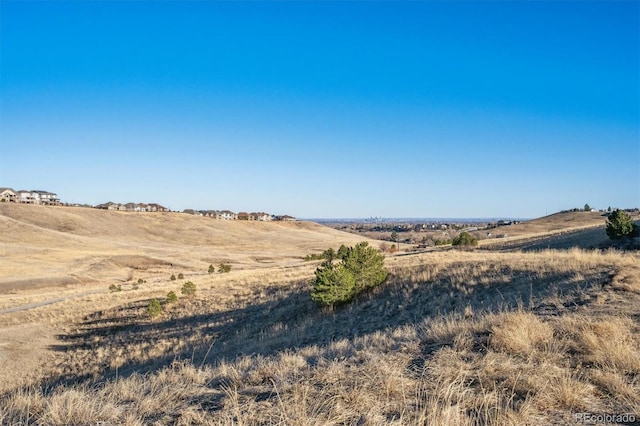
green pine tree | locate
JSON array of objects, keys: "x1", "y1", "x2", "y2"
[
  {"x1": 606, "y1": 210, "x2": 639, "y2": 240},
  {"x1": 311, "y1": 262, "x2": 356, "y2": 306},
  {"x1": 311, "y1": 242, "x2": 387, "y2": 306}
]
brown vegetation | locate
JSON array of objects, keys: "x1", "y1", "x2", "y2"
[{"x1": 1, "y1": 205, "x2": 639, "y2": 424}]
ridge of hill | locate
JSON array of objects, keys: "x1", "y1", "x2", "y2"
[
  {"x1": 498, "y1": 210, "x2": 608, "y2": 236},
  {"x1": 479, "y1": 210, "x2": 615, "y2": 249}
]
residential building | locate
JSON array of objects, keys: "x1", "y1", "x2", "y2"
[
  {"x1": 147, "y1": 203, "x2": 169, "y2": 212},
  {"x1": 32, "y1": 190, "x2": 60, "y2": 205},
  {"x1": 17, "y1": 190, "x2": 38, "y2": 204},
  {"x1": 0, "y1": 188, "x2": 17, "y2": 203},
  {"x1": 254, "y1": 212, "x2": 273, "y2": 221}
]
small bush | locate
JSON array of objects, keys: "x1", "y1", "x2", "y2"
[
  {"x1": 166, "y1": 291, "x2": 178, "y2": 303},
  {"x1": 452, "y1": 232, "x2": 478, "y2": 247},
  {"x1": 132, "y1": 283, "x2": 139, "y2": 290},
  {"x1": 178, "y1": 273, "x2": 184, "y2": 279},
  {"x1": 108, "y1": 284, "x2": 122, "y2": 292},
  {"x1": 311, "y1": 242, "x2": 387, "y2": 306},
  {"x1": 304, "y1": 253, "x2": 326, "y2": 261},
  {"x1": 218, "y1": 263, "x2": 231, "y2": 273},
  {"x1": 137, "y1": 278, "x2": 144, "y2": 284},
  {"x1": 147, "y1": 299, "x2": 163, "y2": 318},
  {"x1": 170, "y1": 274, "x2": 176, "y2": 281},
  {"x1": 208, "y1": 264, "x2": 215, "y2": 273},
  {"x1": 606, "y1": 210, "x2": 639, "y2": 240},
  {"x1": 181, "y1": 281, "x2": 196, "y2": 297},
  {"x1": 304, "y1": 247, "x2": 346, "y2": 262}
]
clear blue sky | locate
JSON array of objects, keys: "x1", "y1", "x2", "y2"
[{"x1": 1, "y1": 1, "x2": 638, "y2": 218}]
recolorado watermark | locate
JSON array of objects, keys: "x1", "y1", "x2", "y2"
[{"x1": 574, "y1": 412, "x2": 637, "y2": 424}]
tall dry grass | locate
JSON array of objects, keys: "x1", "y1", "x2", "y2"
[{"x1": 1, "y1": 248, "x2": 639, "y2": 424}]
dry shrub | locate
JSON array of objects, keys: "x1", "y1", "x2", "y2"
[
  {"x1": 542, "y1": 370, "x2": 599, "y2": 411},
  {"x1": 558, "y1": 316, "x2": 640, "y2": 372},
  {"x1": 39, "y1": 388, "x2": 122, "y2": 426},
  {"x1": 489, "y1": 311, "x2": 553, "y2": 356},
  {"x1": 588, "y1": 369, "x2": 640, "y2": 412},
  {"x1": 610, "y1": 265, "x2": 640, "y2": 293}
]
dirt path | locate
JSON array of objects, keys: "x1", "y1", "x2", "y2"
[{"x1": 0, "y1": 289, "x2": 104, "y2": 315}]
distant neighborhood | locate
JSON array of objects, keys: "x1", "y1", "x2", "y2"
[
  {"x1": 95, "y1": 201, "x2": 170, "y2": 212},
  {"x1": 0, "y1": 187, "x2": 295, "y2": 221},
  {"x1": 0, "y1": 188, "x2": 60, "y2": 205}
]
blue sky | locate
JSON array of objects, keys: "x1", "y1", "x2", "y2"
[{"x1": 1, "y1": 1, "x2": 638, "y2": 218}]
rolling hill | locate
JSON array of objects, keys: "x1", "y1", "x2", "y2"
[
  {"x1": 0, "y1": 203, "x2": 371, "y2": 292},
  {"x1": 0, "y1": 204, "x2": 639, "y2": 424}
]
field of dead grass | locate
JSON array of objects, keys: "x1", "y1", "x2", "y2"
[
  {"x1": 0, "y1": 203, "x2": 371, "y2": 293},
  {"x1": 478, "y1": 211, "x2": 620, "y2": 249},
  {"x1": 1, "y1": 205, "x2": 639, "y2": 425},
  {"x1": 1, "y1": 245, "x2": 639, "y2": 425}
]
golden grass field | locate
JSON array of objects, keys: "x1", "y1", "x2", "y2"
[{"x1": 0, "y1": 203, "x2": 639, "y2": 425}]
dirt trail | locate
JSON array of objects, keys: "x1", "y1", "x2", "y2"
[{"x1": 0, "y1": 289, "x2": 104, "y2": 315}]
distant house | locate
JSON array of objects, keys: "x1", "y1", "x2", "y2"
[
  {"x1": 275, "y1": 215, "x2": 296, "y2": 221},
  {"x1": 124, "y1": 202, "x2": 141, "y2": 212},
  {"x1": 95, "y1": 202, "x2": 116, "y2": 210},
  {"x1": 147, "y1": 203, "x2": 168, "y2": 212},
  {"x1": 17, "y1": 190, "x2": 38, "y2": 204},
  {"x1": 254, "y1": 212, "x2": 273, "y2": 221},
  {"x1": 0, "y1": 188, "x2": 17, "y2": 203},
  {"x1": 219, "y1": 210, "x2": 237, "y2": 220},
  {"x1": 33, "y1": 190, "x2": 60, "y2": 205},
  {"x1": 237, "y1": 212, "x2": 250, "y2": 221}
]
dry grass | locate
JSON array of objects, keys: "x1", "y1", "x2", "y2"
[
  {"x1": 1, "y1": 205, "x2": 640, "y2": 424},
  {"x1": 477, "y1": 210, "x2": 636, "y2": 251},
  {"x1": 0, "y1": 203, "x2": 372, "y2": 293}
]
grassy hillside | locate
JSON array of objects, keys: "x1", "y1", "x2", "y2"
[
  {"x1": 1, "y1": 249, "x2": 639, "y2": 424},
  {"x1": 479, "y1": 211, "x2": 617, "y2": 250},
  {"x1": 0, "y1": 203, "x2": 371, "y2": 292},
  {"x1": 1, "y1": 204, "x2": 639, "y2": 424}
]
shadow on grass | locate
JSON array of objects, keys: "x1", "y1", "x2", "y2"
[
  {"x1": 42, "y1": 264, "x2": 611, "y2": 391},
  {"x1": 481, "y1": 226, "x2": 609, "y2": 252}
]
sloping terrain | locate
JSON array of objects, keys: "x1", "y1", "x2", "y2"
[
  {"x1": 509, "y1": 211, "x2": 610, "y2": 234},
  {"x1": 1, "y1": 205, "x2": 639, "y2": 424},
  {"x1": 479, "y1": 210, "x2": 636, "y2": 250},
  {"x1": 0, "y1": 204, "x2": 370, "y2": 292},
  {"x1": 1, "y1": 249, "x2": 639, "y2": 425},
  {"x1": 482, "y1": 225, "x2": 609, "y2": 252},
  {"x1": 487, "y1": 210, "x2": 606, "y2": 239}
]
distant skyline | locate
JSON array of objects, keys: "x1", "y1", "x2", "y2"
[{"x1": 1, "y1": 1, "x2": 638, "y2": 218}]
